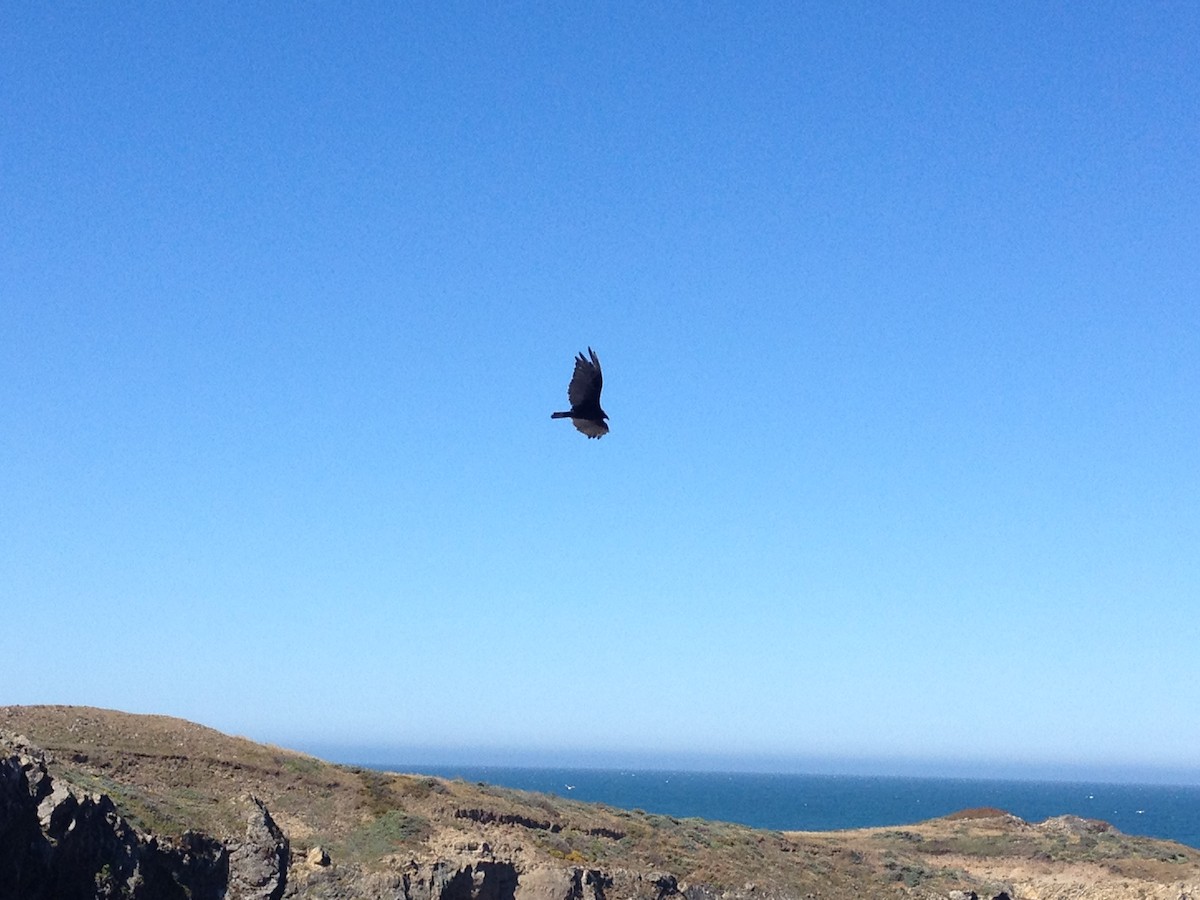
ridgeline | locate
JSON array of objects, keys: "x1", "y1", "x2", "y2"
[{"x1": 3, "y1": 705, "x2": 1198, "y2": 900}]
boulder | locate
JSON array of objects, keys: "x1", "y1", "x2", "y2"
[{"x1": 306, "y1": 845, "x2": 331, "y2": 866}]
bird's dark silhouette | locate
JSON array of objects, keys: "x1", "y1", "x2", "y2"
[{"x1": 551, "y1": 347, "x2": 609, "y2": 438}]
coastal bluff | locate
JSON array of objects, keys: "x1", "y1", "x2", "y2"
[{"x1": 3, "y1": 706, "x2": 1198, "y2": 900}]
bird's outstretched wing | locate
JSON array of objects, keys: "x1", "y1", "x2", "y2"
[{"x1": 567, "y1": 347, "x2": 603, "y2": 408}]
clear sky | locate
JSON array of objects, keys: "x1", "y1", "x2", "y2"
[{"x1": 3, "y1": 3, "x2": 1198, "y2": 784}]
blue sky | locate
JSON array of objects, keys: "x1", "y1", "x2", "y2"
[{"x1": 3, "y1": 3, "x2": 1198, "y2": 783}]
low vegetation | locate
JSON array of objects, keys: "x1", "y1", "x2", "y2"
[{"x1": 4, "y1": 705, "x2": 1200, "y2": 900}]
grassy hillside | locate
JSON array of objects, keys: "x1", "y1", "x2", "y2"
[{"x1": 4, "y1": 705, "x2": 1199, "y2": 900}]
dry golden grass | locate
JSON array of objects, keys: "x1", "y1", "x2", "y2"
[{"x1": 5, "y1": 705, "x2": 1199, "y2": 899}]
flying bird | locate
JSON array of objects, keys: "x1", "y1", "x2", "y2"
[{"x1": 551, "y1": 347, "x2": 609, "y2": 438}]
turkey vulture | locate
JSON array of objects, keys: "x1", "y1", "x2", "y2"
[{"x1": 551, "y1": 347, "x2": 609, "y2": 438}]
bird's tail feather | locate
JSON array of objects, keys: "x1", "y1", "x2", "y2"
[{"x1": 550, "y1": 411, "x2": 570, "y2": 419}]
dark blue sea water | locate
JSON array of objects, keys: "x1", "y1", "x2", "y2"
[{"x1": 374, "y1": 765, "x2": 1200, "y2": 850}]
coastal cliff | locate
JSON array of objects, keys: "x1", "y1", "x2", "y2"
[{"x1": 3, "y1": 706, "x2": 1198, "y2": 900}]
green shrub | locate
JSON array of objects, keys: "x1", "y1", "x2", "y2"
[{"x1": 344, "y1": 810, "x2": 430, "y2": 859}]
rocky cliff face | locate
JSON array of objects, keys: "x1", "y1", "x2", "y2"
[
  {"x1": 1, "y1": 738, "x2": 284, "y2": 900},
  {"x1": 5, "y1": 739, "x2": 181, "y2": 898},
  {"x1": 288, "y1": 852, "x2": 718, "y2": 900},
  {"x1": 0, "y1": 739, "x2": 706, "y2": 900},
  {"x1": 5, "y1": 708, "x2": 1200, "y2": 900}
]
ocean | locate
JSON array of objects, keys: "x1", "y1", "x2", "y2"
[{"x1": 372, "y1": 765, "x2": 1200, "y2": 850}]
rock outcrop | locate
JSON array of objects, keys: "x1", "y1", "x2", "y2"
[
  {"x1": 6, "y1": 707, "x2": 1200, "y2": 900},
  {"x1": 228, "y1": 796, "x2": 289, "y2": 900},
  {"x1": 1, "y1": 739, "x2": 695, "y2": 900},
  {"x1": 0, "y1": 739, "x2": 277, "y2": 900}
]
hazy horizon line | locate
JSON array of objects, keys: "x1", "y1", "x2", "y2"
[{"x1": 291, "y1": 741, "x2": 1200, "y2": 788}]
